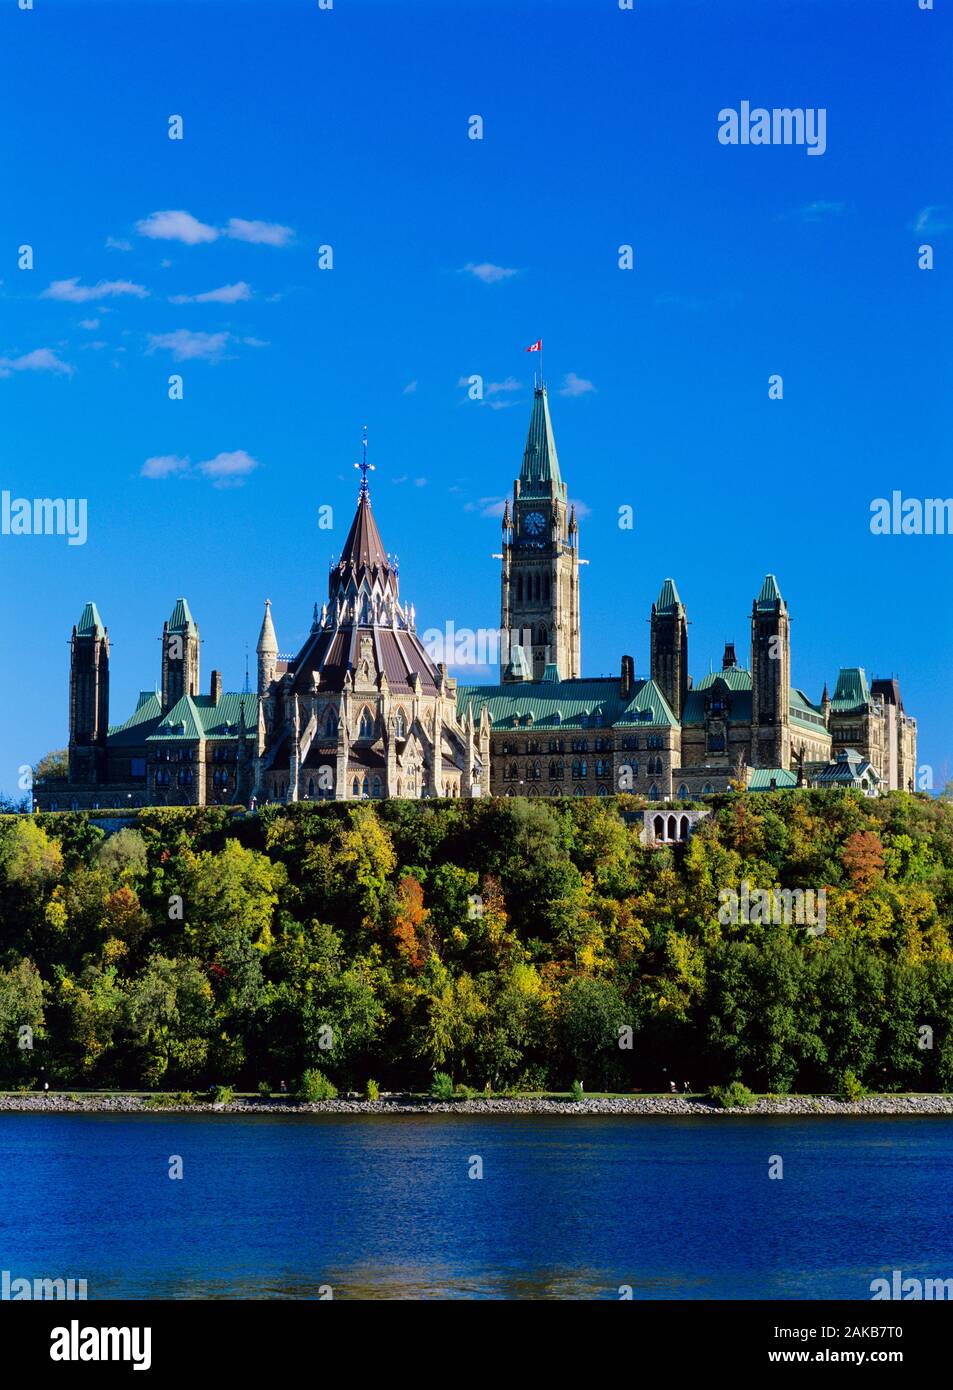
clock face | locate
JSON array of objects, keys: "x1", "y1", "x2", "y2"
[{"x1": 524, "y1": 511, "x2": 546, "y2": 536}]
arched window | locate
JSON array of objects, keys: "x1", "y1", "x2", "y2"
[
  {"x1": 325, "y1": 710, "x2": 338, "y2": 738},
  {"x1": 395, "y1": 708, "x2": 407, "y2": 738},
  {"x1": 677, "y1": 783, "x2": 689, "y2": 799},
  {"x1": 372, "y1": 777, "x2": 382, "y2": 798},
  {"x1": 667, "y1": 814, "x2": 678, "y2": 841},
  {"x1": 362, "y1": 776, "x2": 370, "y2": 798},
  {"x1": 352, "y1": 777, "x2": 360, "y2": 796},
  {"x1": 573, "y1": 786, "x2": 585, "y2": 797},
  {"x1": 536, "y1": 623, "x2": 547, "y2": 646},
  {"x1": 702, "y1": 782, "x2": 714, "y2": 796},
  {"x1": 359, "y1": 708, "x2": 374, "y2": 739},
  {"x1": 653, "y1": 814, "x2": 665, "y2": 839},
  {"x1": 680, "y1": 815, "x2": 690, "y2": 840},
  {"x1": 597, "y1": 785, "x2": 609, "y2": 797},
  {"x1": 649, "y1": 783, "x2": 659, "y2": 801}
]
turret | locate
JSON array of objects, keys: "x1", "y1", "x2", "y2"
[
  {"x1": 68, "y1": 601, "x2": 109, "y2": 784},
  {"x1": 161, "y1": 597, "x2": 200, "y2": 714},
  {"x1": 750, "y1": 575, "x2": 791, "y2": 768},
  {"x1": 257, "y1": 599, "x2": 278, "y2": 695},
  {"x1": 650, "y1": 579, "x2": 688, "y2": 721}
]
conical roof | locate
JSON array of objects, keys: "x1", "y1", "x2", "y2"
[
  {"x1": 654, "y1": 578, "x2": 683, "y2": 614},
  {"x1": 257, "y1": 599, "x2": 278, "y2": 655},
  {"x1": 168, "y1": 597, "x2": 197, "y2": 633},
  {"x1": 76, "y1": 601, "x2": 105, "y2": 637},
  {"x1": 519, "y1": 386, "x2": 563, "y2": 495},
  {"x1": 755, "y1": 575, "x2": 783, "y2": 610}
]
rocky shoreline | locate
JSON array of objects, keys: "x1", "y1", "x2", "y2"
[{"x1": 2, "y1": 1092, "x2": 953, "y2": 1117}]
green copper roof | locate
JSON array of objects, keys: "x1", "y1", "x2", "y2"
[
  {"x1": 76, "y1": 601, "x2": 105, "y2": 637},
  {"x1": 812, "y1": 748, "x2": 880, "y2": 786},
  {"x1": 147, "y1": 691, "x2": 257, "y2": 741},
  {"x1": 748, "y1": 767, "x2": 798, "y2": 791},
  {"x1": 519, "y1": 386, "x2": 566, "y2": 498},
  {"x1": 107, "y1": 691, "x2": 164, "y2": 747},
  {"x1": 755, "y1": 574, "x2": 783, "y2": 610},
  {"x1": 457, "y1": 676, "x2": 678, "y2": 730},
  {"x1": 693, "y1": 667, "x2": 753, "y2": 694},
  {"x1": 831, "y1": 667, "x2": 871, "y2": 712},
  {"x1": 654, "y1": 578, "x2": 683, "y2": 614},
  {"x1": 167, "y1": 597, "x2": 197, "y2": 633}
]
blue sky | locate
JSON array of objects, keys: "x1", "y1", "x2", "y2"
[{"x1": 1, "y1": 0, "x2": 951, "y2": 795}]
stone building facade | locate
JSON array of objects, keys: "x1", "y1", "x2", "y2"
[{"x1": 37, "y1": 385, "x2": 917, "y2": 810}]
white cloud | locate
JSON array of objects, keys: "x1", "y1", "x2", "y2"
[
  {"x1": 800, "y1": 200, "x2": 846, "y2": 222},
  {"x1": 198, "y1": 449, "x2": 259, "y2": 487},
  {"x1": 137, "y1": 210, "x2": 219, "y2": 244},
  {"x1": 146, "y1": 329, "x2": 230, "y2": 362},
  {"x1": 569, "y1": 498, "x2": 591, "y2": 518},
  {"x1": 78, "y1": 318, "x2": 100, "y2": 330},
  {"x1": 560, "y1": 372, "x2": 595, "y2": 398},
  {"x1": 225, "y1": 217, "x2": 294, "y2": 247},
  {"x1": 242, "y1": 336, "x2": 269, "y2": 348},
  {"x1": 480, "y1": 497, "x2": 506, "y2": 518},
  {"x1": 42, "y1": 277, "x2": 148, "y2": 304},
  {"x1": 414, "y1": 477, "x2": 427, "y2": 487},
  {"x1": 914, "y1": 205, "x2": 952, "y2": 235},
  {"x1": 403, "y1": 380, "x2": 418, "y2": 394},
  {"x1": 486, "y1": 377, "x2": 521, "y2": 396},
  {"x1": 169, "y1": 281, "x2": 252, "y2": 305},
  {"x1": 461, "y1": 262, "x2": 519, "y2": 284},
  {"x1": 105, "y1": 236, "x2": 133, "y2": 252},
  {"x1": 0, "y1": 347, "x2": 74, "y2": 378},
  {"x1": 141, "y1": 454, "x2": 190, "y2": 479},
  {"x1": 141, "y1": 449, "x2": 259, "y2": 486}
]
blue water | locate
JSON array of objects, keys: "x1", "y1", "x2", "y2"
[{"x1": 1, "y1": 1114, "x2": 950, "y2": 1299}]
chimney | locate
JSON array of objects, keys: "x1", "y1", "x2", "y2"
[
  {"x1": 620, "y1": 654, "x2": 634, "y2": 698},
  {"x1": 211, "y1": 669, "x2": 222, "y2": 705}
]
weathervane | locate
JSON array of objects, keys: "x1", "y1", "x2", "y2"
[{"x1": 354, "y1": 424, "x2": 375, "y2": 497}]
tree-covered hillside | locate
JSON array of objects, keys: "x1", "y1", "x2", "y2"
[{"x1": 2, "y1": 791, "x2": 953, "y2": 1094}]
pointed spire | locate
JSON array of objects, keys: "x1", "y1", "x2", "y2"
[
  {"x1": 168, "y1": 597, "x2": 197, "y2": 633},
  {"x1": 257, "y1": 598, "x2": 278, "y2": 656},
  {"x1": 76, "y1": 601, "x2": 105, "y2": 637},
  {"x1": 654, "y1": 578, "x2": 683, "y2": 614},
  {"x1": 519, "y1": 385, "x2": 563, "y2": 493},
  {"x1": 311, "y1": 602, "x2": 320, "y2": 633},
  {"x1": 755, "y1": 574, "x2": 784, "y2": 610},
  {"x1": 568, "y1": 503, "x2": 578, "y2": 533}
]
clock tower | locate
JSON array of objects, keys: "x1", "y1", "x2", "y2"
[{"x1": 500, "y1": 384, "x2": 581, "y2": 681}]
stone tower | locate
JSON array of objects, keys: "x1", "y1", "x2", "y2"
[
  {"x1": 257, "y1": 599, "x2": 278, "y2": 695},
  {"x1": 750, "y1": 574, "x2": 791, "y2": 768},
  {"x1": 650, "y1": 578, "x2": 688, "y2": 720},
  {"x1": 500, "y1": 384, "x2": 580, "y2": 681},
  {"x1": 68, "y1": 601, "x2": 109, "y2": 785},
  {"x1": 161, "y1": 597, "x2": 200, "y2": 714}
]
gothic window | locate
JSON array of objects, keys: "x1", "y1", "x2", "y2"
[
  {"x1": 325, "y1": 710, "x2": 338, "y2": 738},
  {"x1": 352, "y1": 777, "x2": 360, "y2": 796},
  {"x1": 677, "y1": 783, "x2": 689, "y2": 799},
  {"x1": 573, "y1": 787, "x2": 585, "y2": 797},
  {"x1": 680, "y1": 815, "x2": 690, "y2": 839},
  {"x1": 359, "y1": 708, "x2": 374, "y2": 739},
  {"x1": 544, "y1": 572, "x2": 551, "y2": 601},
  {"x1": 702, "y1": 783, "x2": 714, "y2": 796},
  {"x1": 536, "y1": 623, "x2": 547, "y2": 646},
  {"x1": 529, "y1": 761, "x2": 541, "y2": 780},
  {"x1": 307, "y1": 778, "x2": 315, "y2": 798},
  {"x1": 653, "y1": 814, "x2": 665, "y2": 839},
  {"x1": 668, "y1": 815, "x2": 678, "y2": 841},
  {"x1": 596, "y1": 786, "x2": 609, "y2": 798},
  {"x1": 372, "y1": 777, "x2": 382, "y2": 798},
  {"x1": 534, "y1": 573, "x2": 541, "y2": 602},
  {"x1": 549, "y1": 761, "x2": 564, "y2": 779},
  {"x1": 649, "y1": 783, "x2": 659, "y2": 800},
  {"x1": 362, "y1": 776, "x2": 370, "y2": 798},
  {"x1": 395, "y1": 709, "x2": 407, "y2": 738}
]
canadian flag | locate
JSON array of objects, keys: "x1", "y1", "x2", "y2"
[{"x1": 525, "y1": 339, "x2": 542, "y2": 353}]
